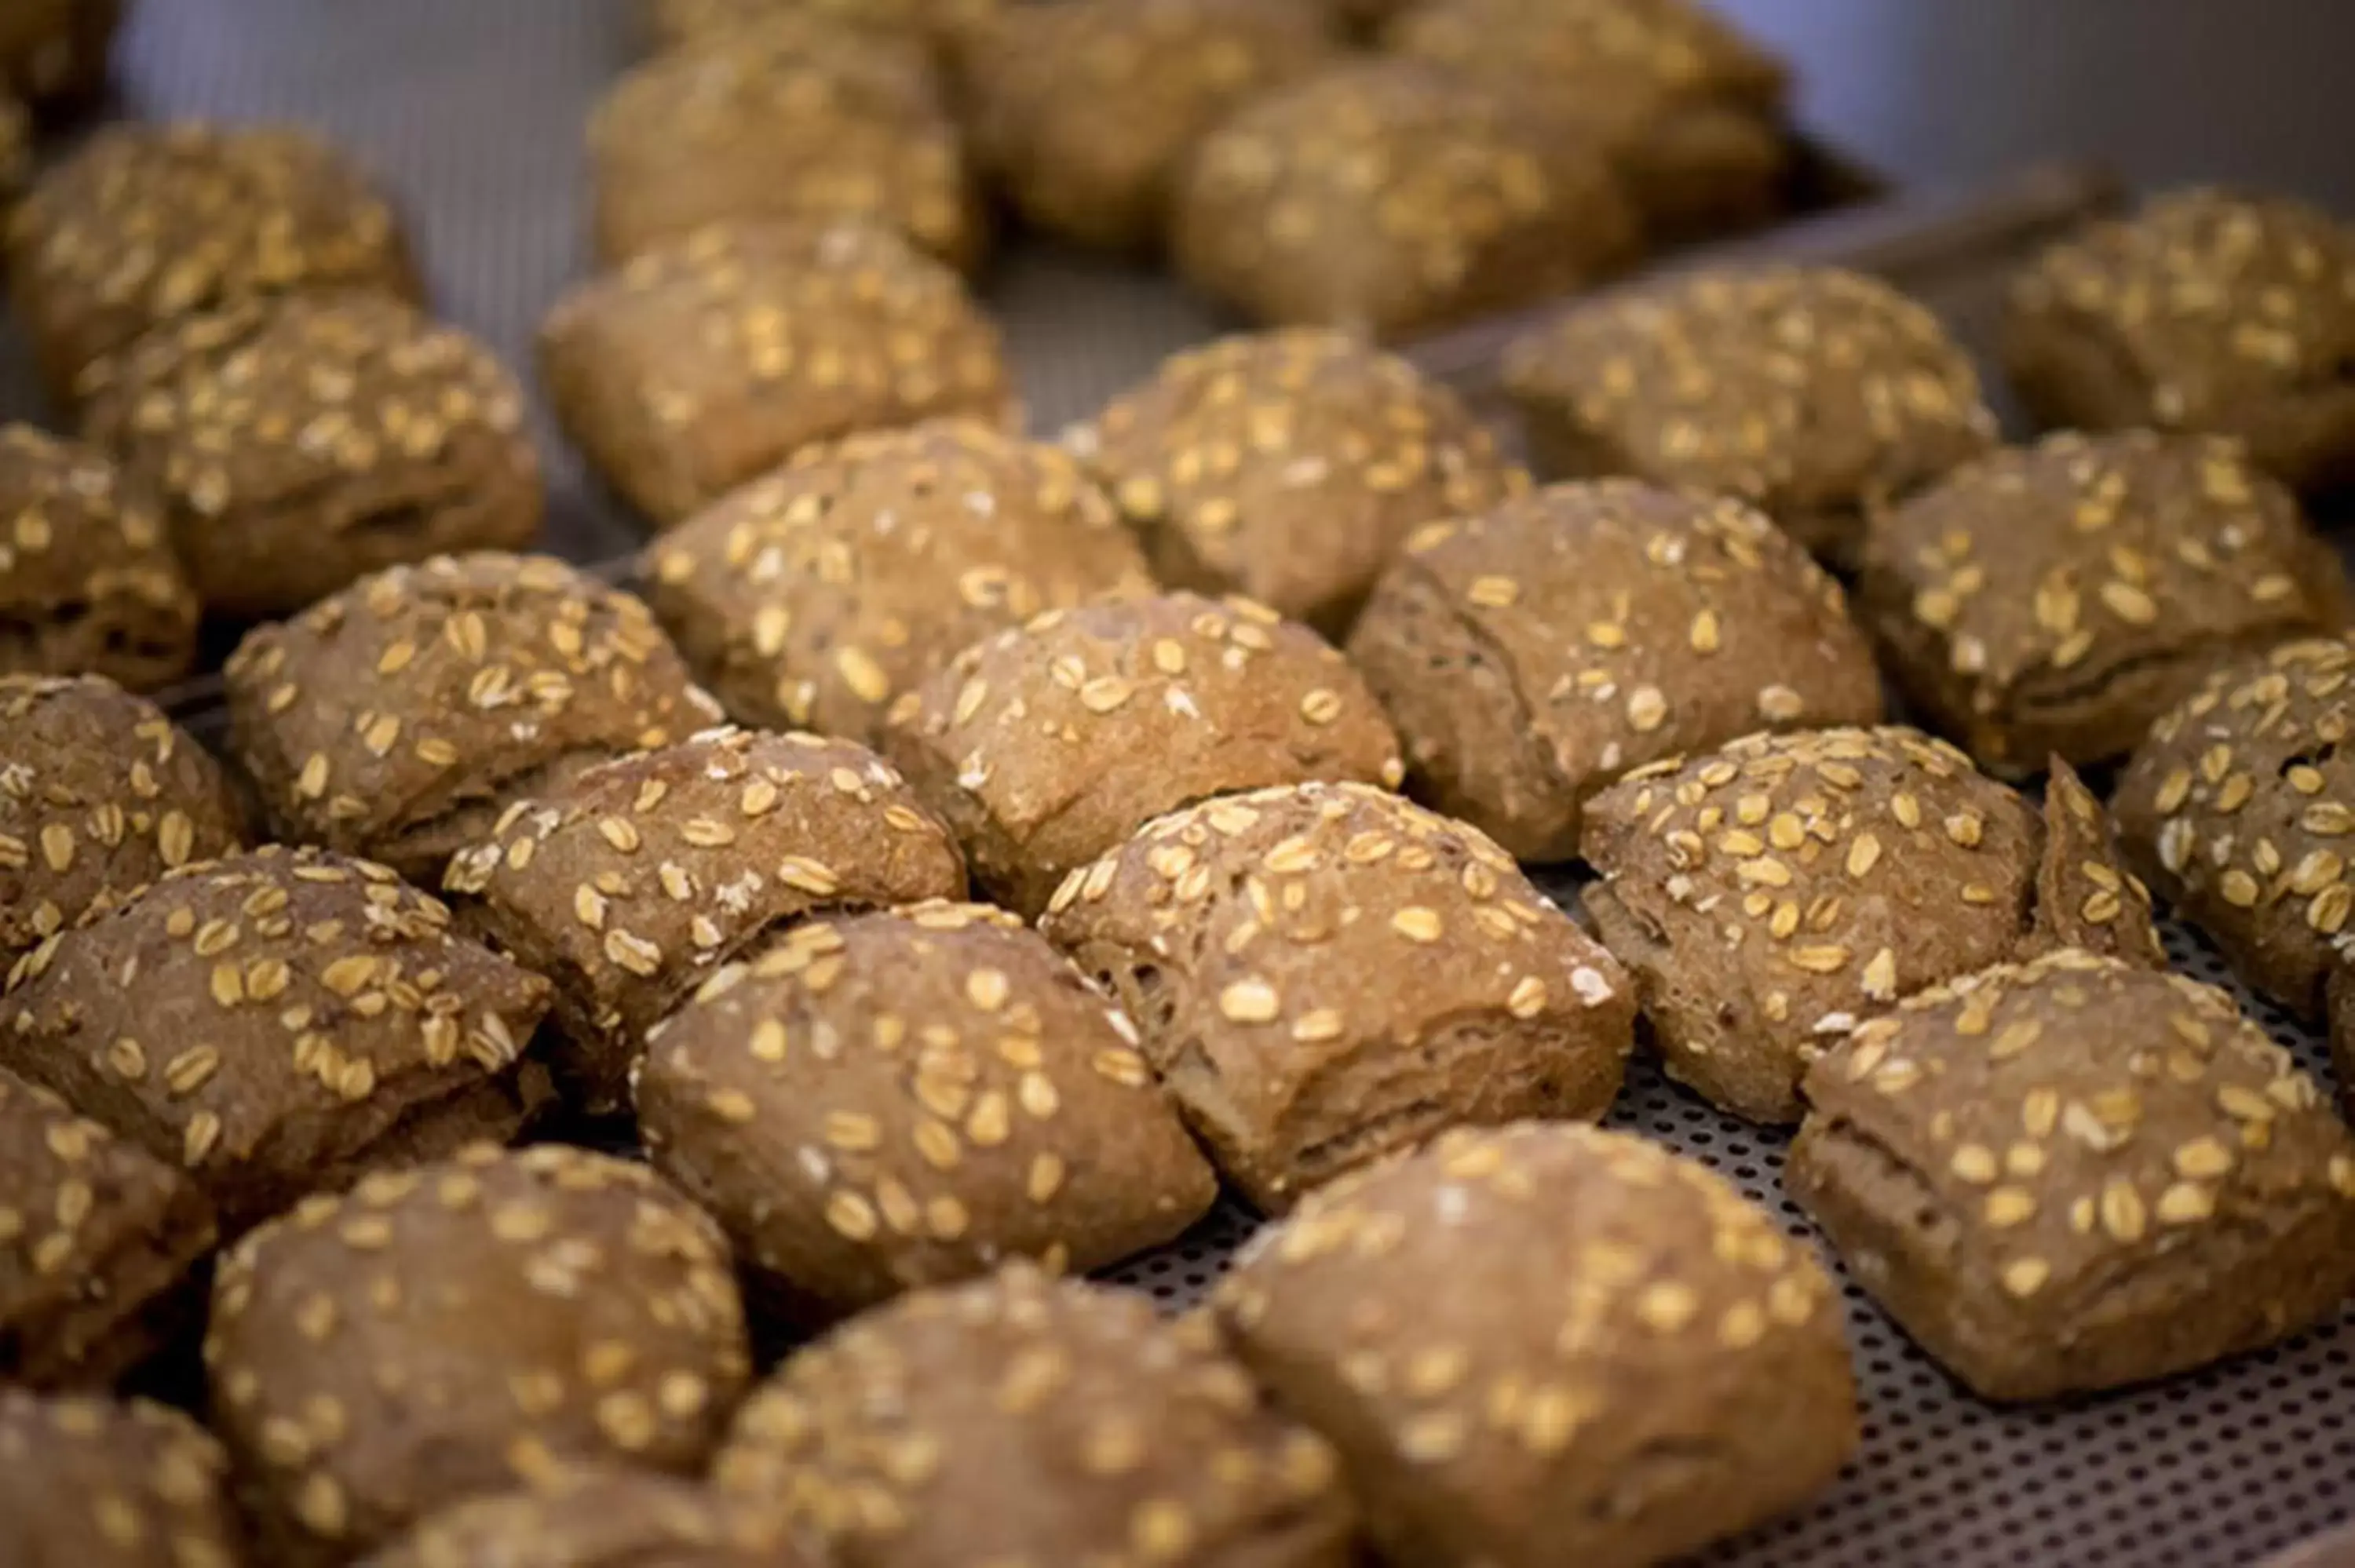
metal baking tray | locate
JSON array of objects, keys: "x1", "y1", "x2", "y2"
[{"x1": 31, "y1": 4, "x2": 2355, "y2": 1566}]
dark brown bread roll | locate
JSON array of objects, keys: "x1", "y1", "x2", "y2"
[
  {"x1": 1859, "y1": 430, "x2": 2350, "y2": 775},
  {"x1": 2114, "y1": 635, "x2": 2355, "y2": 1019},
  {"x1": 641, "y1": 0, "x2": 998, "y2": 55},
  {"x1": 0, "y1": 425, "x2": 199, "y2": 690},
  {"x1": 1172, "y1": 60, "x2": 1640, "y2": 340},
  {"x1": 882, "y1": 591, "x2": 1404, "y2": 917},
  {"x1": 2006, "y1": 189, "x2": 2355, "y2": 493},
  {"x1": 590, "y1": 17, "x2": 980, "y2": 271},
  {"x1": 359, "y1": 1468, "x2": 806, "y2": 1568},
  {"x1": 1581, "y1": 727, "x2": 2163, "y2": 1124},
  {"x1": 206, "y1": 1143, "x2": 753, "y2": 1566},
  {"x1": 1348, "y1": 479, "x2": 1885, "y2": 861},
  {"x1": 6, "y1": 122, "x2": 419, "y2": 407},
  {"x1": 642, "y1": 419, "x2": 1153, "y2": 746},
  {"x1": 1066, "y1": 328, "x2": 1524, "y2": 636},
  {"x1": 78, "y1": 292, "x2": 542, "y2": 622},
  {"x1": 0, "y1": 92, "x2": 26, "y2": 212},
  {"x1": 1791, "y1": 949, "x2": 2355, "y2": 1401},
  {"x1": 1502, "y1": 265, "x2": 1997, "y2": 563},
  {"x1": 443, "y1": 727, "x2": 966, "y2": 1113},
  {"x1": 223, "y1": 552, "x2": 725, "y2": 884},
  {"x1": 0, "y1": 1067, "x2": 216, "y2": 1389},
  {"x1": 0, "y1": 1389, "x2": 248, "y2": 1568},
  {"x1": 638, "y1": 902, "x2": 1218, "y2": 1319},
  {"x1": 0, "y1": 674, "x2": 246, "y2": 972},
  {"x1": 5, "y1": 845, "x2": 557, "y2": 1232},
  {"x1": 1218, "y1": 1123, "x2": 1857, "y2": 1568},
  {"x1": 714, "y1": 1263, "x2": 1356, "y2": 1567},
  {"x1": 1044, "y1": 782, "x2": 1634, "y2": 1212},
  {"x1": 540, "y1": 221, "x2": 1013, "y2": 531},
  {"x1": 961, "y1": 0, "x2": 1340, "y2": 253},
  {"x1": 0, "y1": 0, "x2": 121, "y2": 108}
]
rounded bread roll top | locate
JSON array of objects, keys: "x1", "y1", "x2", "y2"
[{"x1": 0, "y1": 1389, "x2": 249, "y2": 1568}]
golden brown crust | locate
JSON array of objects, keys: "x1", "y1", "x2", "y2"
[
  {"x1": 1791, "y1": 950, "x2": 2355, "y2": 1401},
  {"x1": 359, "y1": 1468, "x2": 804, "y2": 1568},
  {"x1": 1171, "y1": 60, "x2": 1640, "y2": 340},
  {"x1": 1858, "y1": 430, "x2": 2351, "y2": 775},
  {"x1": 882, "y1": 592, "x2": 1404, "y2": 917},
  {"x1": 641, "y1": 0, "x2": 999, "y2": 54},
  {"x1": 714, "y1": 1264, "x2": 1356, "y2": 1567},
  {"x1": 1217, "y1": 1123, "x2": 1856, "y2": 1568},
  {"x1": 1348, "y1": 480, "x2": 1885, "y2": 860},
  {"x1": 1068, "y1": 328, "x2": 1524, "y2": 636},
  {"x1": 1043, "y1": 782, "x2": 1633, "y2": 1212},
  {"x1": 540, "y1": 222, "x2": 1013, "y2": 530},
  {"x1": 0, "y1": 1390, "x2": 248, "y2": 1568},
  {"x1": 444, "y1": 727, "x2": 966, "y2": 1112},
  {"x1": 643, "y1": 419, "x2": 1152, "y2": 745},
  {"x1": 206, "y1": 1143, "x2": 753, "y2": 1566},
  {"x1": 639, "y1": 902, "x2": 1218, "y2": 1318},
  {"x1": 224, "y1": 552, "x2": 725, "y2": 884}
]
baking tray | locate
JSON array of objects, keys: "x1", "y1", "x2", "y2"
[{"x1": 41, "y1": 4, "x2": 2355, "y2": 1567}]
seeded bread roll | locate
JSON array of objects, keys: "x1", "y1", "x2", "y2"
[
  {"x1": 206, "y1": 1144, "x2": 752, "y2": 1566},
  {"x1": 0, "y1": 0, "x2": 122, "y2": 108},
  {"x1": 1218, "y1": 1123, "x2": 1857, "y2": 1568},
  {"x1": 1066, "y1": 329, "x2": 1524, "y2": 636},
  {"x1": 643, "y1": 420, "x2": 1153, "y2": 745},
  {"x1": 1347, "y1": 480, "x2": 1884, "y2": 861},
  {"x1": 1384, "y1": 0, "x2": 1791, "y2": 242},
  {"x1": 1858, "y1": 431, "x2": 2350, "y2": 776},
  {"x1": 714, "y1": 1263, "x2": 1355, "y2": 1567},
  {"x1": 1794, "y1": 950, "x2": 2355, "y2": 1401},
  {"x1": 961, "y1": 0, "x2": 1339, "y2": 254},
  {"x1": 0, "y1": 674, "x2": 247, "y2": 972},
  {"x1": 0, "y1": 1067, "x2": 217, "y2": 1389},
  {"x1": 1043, "y1": 782, "x2": 1633, "y2": 1212},
  {"x1": 639, "y1": 903, "x2": 1217, "y2": 1320},
  {"x1": 2006, "y1": 190, "x2": 2355, "y2": 493},
  {"x1": 1172, "y1": 60, "x2": 1639, "y2": 340},
  {"x1": 882, "y1": 592, "x2": 1404, "y2": 917},
  {"x1": 78, "y1": 292, "x2": 542, "y2": 622},
  {"x1": 0, "y1": 1390, "x2": 248, "y2": 1568},
  {"x1": 1502, "y1": 266, "x2": 1998, "y2": 564},
  {"x1": 5, "y1": 845, "x2": 556, "y2": 1232},
  {"x1": 6, "y1": 122, "x2": 419, "y2": 407},
  {"x1": 540, "y1": 222, "x2": 1013, "y2": 531},
  {"x1": 224, "y1": 552, "x2": 724, "y2": 884},
  {"x1": 444, "y1": 727, "x2": 966, "y2": 1113},
  {"x1": 641, "y1": 0, "x2": 997, "y2": 54},
  {"x1": 0, "y1": 426, "x2": 199, "y2": 690},
  {"x1": 361, "y1": 1468, "x2": 805, "y2": 1568},
  {"x1": 1580, "y1": 727, "x2": 2163, "y2": 1124},
  {"x1": 590, "y1": 18, "x2": 980, "y2": 271},
  {"x1": 2114, "y1": 636, "x2": 2355, "y2": 1019}
]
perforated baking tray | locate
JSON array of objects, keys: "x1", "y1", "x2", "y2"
[{"x1": 46, "y1": 4, "x2": 2355, "y2": 1566}]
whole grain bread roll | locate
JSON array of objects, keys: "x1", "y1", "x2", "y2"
[
  {"x1": 360, "y1": 1468, "x2": 805, "y2": 1568},
  {"x1": 714, "y1": 1263, "x2": 1356, "y2": 1567},
  {"x1": 1218, "y1": 1122, "x2": 1857, "y2": 1568},
  {"x1": 0, "y1": 1067, "x2": 217, "y2": 1389},
  {"x1": 882, "y1": 591, "x2": 1404, "y2": 917},
  {"x1": 443, "y1": 727, "x2": 966, "y2": 1113},
  {"x1": 1502, "y1": 265, "x2": 1997, "y2": 564},
  {"x1": 223, "y1": 552, "x2": 725, "y2": 884},
  {"x1": 0, "y1": 1389, "x2": 249, "y2": 1568},
  {"x1": 642, "y1": 420, "x2": 1153, "y2": 746},
  {"x1": 1859, "y1": 430, "x2": 2351, "y2": 775},
  {"x1": 639, "y1": 901, "x2": 1217, "y2": 1320},
  {"x1": 78, "y1": 292, "x2": 542, "y2": 622},
  {"x1": 0, "y1": 673, "x2": 246, "y2": 972},
  {"x1": 540, "y1": 221, "x2": 1013, "y2": 531},
  {"x1": 2006, "y1": 189, "x2": 2355, "y2": 493},
  {"x1": 1348, "y1": 480, "x2": 1884, "y2": 860},
  {"x1": 206, "y1": 1143, "x2": 753, "y2": 1566},
  {"x1": 1043, "y1": 782, "x2": 1634, "y2": 1212},
  {"x1": 1580, "y1": 727, "x2": 2163, "y2": 1123},
  {"x1": 1172, "y1": 60, "x2": 1640, "y2": 340},
  {"x1": 5, "y1": 844, "x2": 556, "y2": 1232},
  {"x1": 1791, "y1": 949, "x2": 2355, "y2": 1400},
  {"x1": 6, "y1": 122, "x2": 419, "y2": 407},
  {"x1": 1066, "y1": 328, "x2": 1524, "y2": 636}
]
